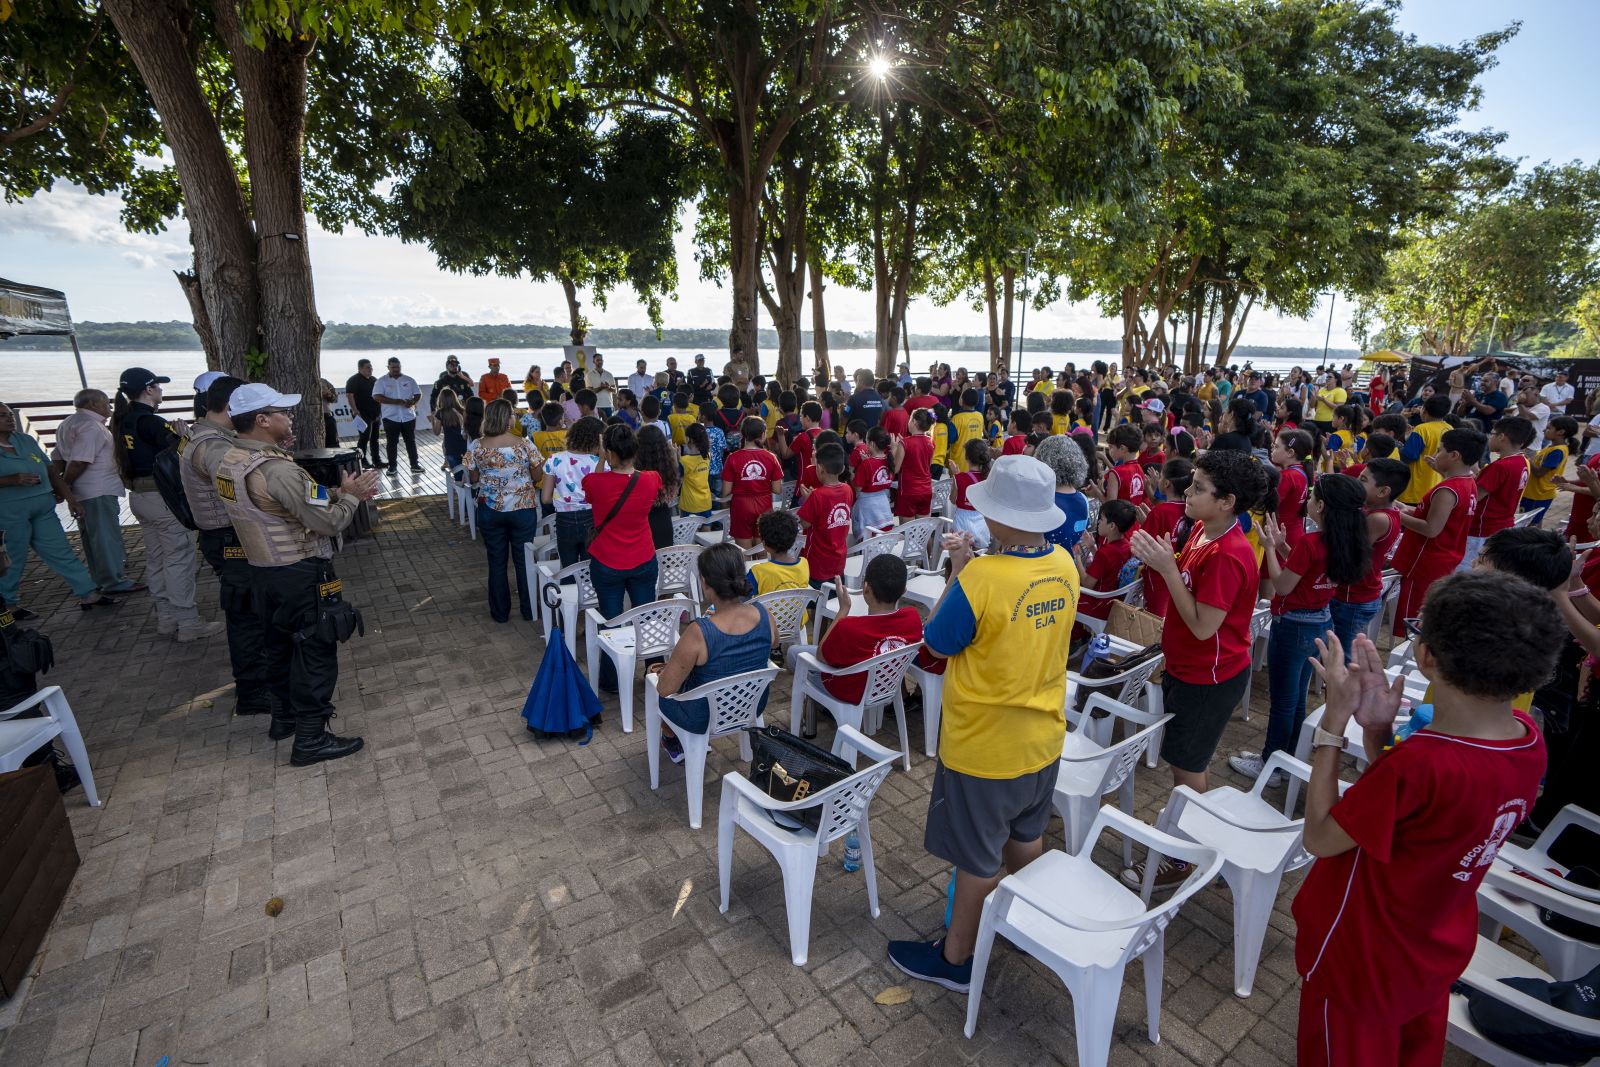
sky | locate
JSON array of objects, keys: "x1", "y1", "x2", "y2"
[{"x1": 2, "y1": 0, "x2": 1596, "y2": 353}]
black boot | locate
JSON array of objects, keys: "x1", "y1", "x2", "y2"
[
  {"x1": 235, "y1": 689, "x2": 274, "y2": 717},
  {"x1": 289, "y1": 715, "x2": 363, "y2": 767},
  {"x1": 267, "y1": 708, "x2": 296, "y2": 741}
]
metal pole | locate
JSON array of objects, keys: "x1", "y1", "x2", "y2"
[
  {"x1": 1487, "y1": 311, "x2": 1498, "y2": 354},
  {"x1": 1320, "y1": 293, "x2": 1336, "y2": 368},
  {"x1": 1014, "y1": 249, "x2": 1031, "y2": 387},
  {"x1": 68, "y1": 331, "x2": 88, "y2": 389}
]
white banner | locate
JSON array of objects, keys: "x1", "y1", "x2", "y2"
[{"x1": 0, "y1": 277, "x2": 74, "y2": 337}]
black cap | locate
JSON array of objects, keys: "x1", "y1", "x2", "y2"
[{"x1": 119, "y1": 367, "x2": 171, "y2": 396}]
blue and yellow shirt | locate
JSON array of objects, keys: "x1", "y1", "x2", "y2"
[
  {"x1": 1399, "y1": 420, "x2": 1448, "y2": 504},
  {"x1": 924, "y1": 545, "x2": 1079, "y2": 779},
  {"x1": 747, "y1": 556, "x2": 810, "y2": 596},
  {"x1": 1524, "y1": 442, "x2": 1570, "y2": 502}
]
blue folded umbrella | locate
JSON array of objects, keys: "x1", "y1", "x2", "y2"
[{"x1": 522, "y1": 626, "x2": 603, "y2": 744}]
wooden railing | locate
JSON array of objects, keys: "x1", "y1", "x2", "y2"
[{"x1": 11, "y1": 395, "x2": 200, "y2": 446}]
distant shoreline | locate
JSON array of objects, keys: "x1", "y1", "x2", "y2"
[{"x1": 1, "y1": 320, "x2": 1363, "y2": 363}]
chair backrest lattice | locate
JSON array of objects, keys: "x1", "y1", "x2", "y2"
[
  {"x1": 857, "y1": 530, "x2": 904, "y2": 568},
  {"x1": 895, "y1": 518, "x2": 941, "y2": 567},
  {"x1": 700, "y1": 668, "x2": 780, "y2": 739},
  {"x1": 813, "y1": 762, "x2": 893, "y2": 849},
  {"x1": 857, "y1": 644, "x2": 921, "y2": 707},
  {"x1": 631, "y1": 602, "x2": 690, "y2": 659},
  {"x1": 656, "y1": 545, "x2": 703, "y2": 599},
  {"x1": 753, "y1": 589, "x2": 824, "y2": 647},
  {"x1": 672, "y1": 515, "x2": 706, "y2": 545},
  {"x1": 931, "y1": 480, "x2": 953, "y2": 513}
]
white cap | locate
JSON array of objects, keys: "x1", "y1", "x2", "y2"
[
  {"x1": 965, "y1": 455, "x2": 1066, "y2": 533},
  {"x1": 1141, "y1": 398, "x2": 1167, "y2": 415},
  {"x1": 227, "y1": 383, "x2": 301, "y2": 417},
  {"x1": 193, "y1": 370, "x2": 225, "y2": 393}
]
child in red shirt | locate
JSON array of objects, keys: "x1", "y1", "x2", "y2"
[
  {"x1": 1461, "y1": 415, "x2": 1533, "y2": 571},
  {"x1": 815, "y1": 555, "x2": 939, "y2": 703},
  {"x1": 891, "y1": 408, "x2": 935, "y2": 517},
  {"x1": 1138, "y1": 459, "x2": 1192, "y2": 619},
  {"x1": 1137, "y1": 422, "x2": 1167, "y2": 477},
  {"x1": 881, "y1": 388, "x2": 909, "y2": 439},
  {"x1": 721, "y1": 417, "x2": 783, "y2": 548},
  {"x1": 1295, "y1": 573, "x2": 1557, "y2": 1066},
  {"x1": 789, "y1": 401, "x2": 824, "y2": 493},
  {"x1": 1271, "y1": 428, "x2": 1313, "y2": 547},
  {"x1": 951, "y1": 439, "x2": 993, "y2": 548},
  {"x1": 1073, "y1": 498, "x2": 1139, "y2": 628},
  {"x1": 1100, "y1": 424, "x2": 1148, "y2": 508},
  {"x1": 799, "y1": 445, "x2": 854, "y2": 587},
  {"x1": 851, "y1": 426, "x2": 895, "y2": 535},
  {"x1": 1391, "y1": 428, "x2": 1486, "y2": 633},
  {"x1": 1001, "y1": 410, "x2": 1029, "y2": 456}
]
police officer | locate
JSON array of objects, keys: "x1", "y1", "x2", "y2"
[
  {"x1": 180, "y1": 373, "x2": 272, "y2": 718},
  {"x1": 215, "y1": 384, "x2": 380, "y2": 766},
  {"x1": 114, "y1": 366, "x2": 219, "y2": 640}
]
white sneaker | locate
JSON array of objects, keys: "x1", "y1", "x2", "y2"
[
  {"x1": 1228, "y1": 753, "x2": 1265, "y2": 779},
  {"x1": 176, "y1": 620, "x2": 224, "y2": 643},
  {"x1": 156, "y1": 616, "x2": 178, "y2": 636}
]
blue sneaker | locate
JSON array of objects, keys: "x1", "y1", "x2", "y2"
[{"x1": 887, "y1": 938, "x2": 971, "y2": 993}]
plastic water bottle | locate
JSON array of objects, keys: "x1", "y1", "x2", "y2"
[
  {"x1": 1394, "y1": 704, "x2": 1433, "y2": 742},
  {"x1": 1082, "y1": 633, "x2": 1111, "y2": 670},
  {"x1": 842, "y1": 833, "x2": 862, "y2": 873},
  {"x1": 944, "y1": 868, "x2": 957, "y2": 928}
]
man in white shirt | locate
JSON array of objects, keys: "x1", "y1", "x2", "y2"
[
  {"x1": 1540, "y1": 370, "x2": 1575, "y2": 414},
  {"x1": 372, "y1": 357, "x2": 423, "y2": 473},
  {"x1": 1516, "y1": 382, "x2": 1552, "y2": 445},
  {"x1": 589, "y1": 353, "x2": 617, "y2": 412},
  {"x1": 627, "y1": 359, "x2": 654, "y2": 400},
  {"x1": 54, "y1": 387, "x2": 144, "y2": 593}
]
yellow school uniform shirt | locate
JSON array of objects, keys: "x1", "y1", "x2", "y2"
[
  {"x1": 948, "y1": 410, "x2": 984, "y2": 472},
  {"x1": 532, "y1": 429, "x2": 567, "y2": 459},
  {"x1": 1051, "y1": 413, "x2": 1073, "y2": 436},
  {"x1": 930, "y1": 423, "x2": 950, "y2": 468},
  {"x1": 667, "y1": 412, "x2": 697, "y2": 447},
  {"x1": 1400, "y1": 420, "x2": 1448, "y2": 505},
  {"x1": 749, "y1": 556, "x2": 810, "y2": 595},
  {"x1": 923, "y1": 547, "x2": 1080, "y2": 779},
  {"x1": 1031, "y1": 380, "x2": 1055, "y2": 395},
  {"x1": 679, "y1": 454, "x2": 712, "y2": 513},
  {"x1": 762, "y1": 402, "x2": 782, "y2": 437},
  {"x1": 1524, "y1": 442, "x2": 1570, "y2": 502},
  {"x1": 1312, "y1": 386, "x2": 1347, "y2": 424}
]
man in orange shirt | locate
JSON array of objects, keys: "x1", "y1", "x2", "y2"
[{"x1": 477, "y1": 358, "x2": 511, "y2": 408}]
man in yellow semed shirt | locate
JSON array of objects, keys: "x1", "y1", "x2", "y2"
[{"x1": 887, "y1": 454, "x2": 1079, "y2": 994}]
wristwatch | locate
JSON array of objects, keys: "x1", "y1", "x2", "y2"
[{"x1": 1312, "y1": 726, "x2": 1349, "y2": 752}]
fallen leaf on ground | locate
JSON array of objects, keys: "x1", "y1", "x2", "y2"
[{"x1": 874, "y1": 986, "x2": 912, "y2": 1005}]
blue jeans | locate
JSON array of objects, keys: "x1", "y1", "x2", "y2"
[
  {"x1": 589, "y1": 556, "x2": 659, "y2": 689},
  {"x1": 1264, "y1": 610, "x2": 1331, "y2": 760},
  {"x1": 478, "y1": 504, "x2": 538, "y2": 622},
  {"x1": 1328, "y1": 597, "x2": 1382, "y2": 662}
]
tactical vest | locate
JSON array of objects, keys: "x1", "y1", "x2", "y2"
[
  {"x1": 215, "y1": 446, "x2": 331, "y2": 565},
  {"x1": 179, "y1": 422, "x2": 235, "y2": 531},
  {"x1": 120, "y1": 402, "x2": 175, "y2": 479}
]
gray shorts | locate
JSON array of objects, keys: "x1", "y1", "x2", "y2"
[{"x1": 924, "y1": 760, "x2": 1061, "y2": 878}]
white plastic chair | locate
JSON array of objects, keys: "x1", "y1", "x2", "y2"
[
  {"x1": 693, "y1": 508, "x2": 732, "y2": 548},
  {"x1": 1378, "y1": 567, "x2": 1403, "y2": 636},
  {"x1": 752, "y1": 588, "x2": 825, "y2": 654},
  {"x1": 1075, "y1": 577, "x2": 1143, "y2": 637},
  {"x1": 905, "y1": 659, "x2": 944, "y2": 759},
  {"x1": 1512, "y1": 508, "x2": 1540, "y2": 529},
  {"x1": 536, "y1": 559, "x2": 598, "y2": 659},
  {"x1": 1448, "y1": 933, "x2": 1600, "y2": 1066},
  {"x1": 584, "y1": 597, "x2": 692, "y2": 733},
  {"x1": 931, "y1": 477, "x2": 953, "y2": 518},
  {"x1": 1283, "y1": 704, "x2": 1378, "y2": 813},
  {"x1": 1480, "y1": 805, "x2": 1600, "y2": 981},
  {"x1": 655, "y1": 544, "x2": 703, "y2": 604},
  {"x1": 1367, "y1": 572, "x2": 1402, "y2": 642},
  {"x1": 1155, "y1": 751, "x2": 1349, "y2": 997},
  {"x1": 1237, "y1": 604, "x2": 1274, "y2": 721},
  {"x1": 840, "y1": 529, "x2": 903, "y2": 590},
  {"x1": 671, "y1": 514, "x2": 708, "y2": 546},
  {"x1": 1056, "y1": 694, "x2": 1172, "y2": 862},
  {"x1": 789, "y1": 645, "x2": 921, "y2": 770},
  {"x1": 893, "y1": 516, "x2": 948, "y2": 570},
  {"x1": 1067, "y1": 639, "x2": 1166, "y2": 768},
  {"x1": 963, "y1": 808, "x2": 1223, "y2": 1067},
  {"x1": 1386, "y1": 637, "x2": 1419, "y2": 674},
  {"x1": 717, "y1": 725, "x2": 899, "y2": 965},
  {"x1": 645, "y1": 666, "x2": 780, "y2": 829},
  {"x1": 0, "y1": 687, "x2": 100, "y2": 807}
]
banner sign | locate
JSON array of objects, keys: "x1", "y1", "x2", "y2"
[{"x1": 0, "y1": 278, "x2": 74, "y2": 337}]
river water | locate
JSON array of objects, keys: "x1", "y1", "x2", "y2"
[{"x1": 3, "y1": 345, "x2": 1333, "y2": 403}]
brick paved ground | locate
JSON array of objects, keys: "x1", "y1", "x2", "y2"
[{"x1": 0, "y1": 495, "x2": 1498, "y2": 1066}]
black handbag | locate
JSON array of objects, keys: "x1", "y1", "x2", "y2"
[
  {"x1": 1460, "y1": 960, "x2": 1600, "y2": 1066},
  {"x1": 746, "y1": 725, "x2": 854, "y2": 831},
  {"x1": 1539, "y1": 866, "x2": 1600, "y2": 944},
  {"x1": 1072, "y1": 642, "x2": 1164, "y2": 714}
]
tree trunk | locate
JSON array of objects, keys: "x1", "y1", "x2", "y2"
[
  {"x1": 1214, "y1": 290, "x2": 1255, "y2": 366},
  {"x1": 982, "y1": 258, "x2": 1000, "y2": 372},
  {"x1": 1121, "y1": 285, "x2": 1138, "y2": 368},
  {"x1": 728, "y1": 181, "x2": 761, "y2": 375},
  {"x1": 1000, "y1": 266, "x2": 1015, "y2": 371},
  {"x1": 104, "y1": 0, "x2": 260, "y2": 375},
  {"x1": 807, "y1": 255, "x2": 829, "y2": 385},
  {"x1": 216, "y1": 3, "x2": 322, "y2": 445},
  {"x1": 175, "y1": 267, "x2": 221, "y2": 370},
  {"x1": 560, "y1": 275, "x2": 586, "y2": 345}
]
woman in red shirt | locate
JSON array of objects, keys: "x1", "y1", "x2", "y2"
[
  {"x1": 583, "y1": 423, "x2": 663, "y2": 691},
  {"x1": 721, "y1": 417, "x2": 783, "y2": 548},
  {"x1": 1230, "y1": 474, "x2": 1371, "y2": 781}
]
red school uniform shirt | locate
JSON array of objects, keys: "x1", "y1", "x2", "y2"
[
  {"x1": 1270, "y1": 531, "x2": 1335, "y2": 615},
  {"x1": 1079, "y1": 536, "x2": 1134, "y2": 621},
  {"x1": 881, "y1": 407, "x2": 910, "y2": 439},
  {"x1": 818, "y1": 607, "x2": 928, "y2": 703},
  {"x1": 1335, "y1": 508, "x2": 1401, "y2": 605},
  {"x1": 1162, "y1": 521, "x2": 1259, "y2": 684},
  {"x1": 1293, "y1": 711, "x2": 1545, "y2": 1020},
  {"x1": 791, "y1": 426, "x2": 821, "y2": 483},
  {"x1": 904, "y1": 394, "x2": 938, "y2": 414},
  {"x1": 953, "y1": 470, "x2": 981, "y2": 511},
  {"x1": 896, "y1": 435, "x2": 933, "y2": 501},
  {"x1": 849, "y1": 441, "x2": 868, "y2": 469},
  {"x1": 799, "y1": 482, "x2": 854, "y2": 581},
  {"x1": 1567, "y1": 451, "x2": 1600, "y2": 540},
  {"x1": 1107, "y1": 460, "x2": 1148, "y2": 508},
  {"x1": 1277, "y1": 464, "x2": 1308, "y2": 544},
  {"x1": 1472, "y1": 454, "x2": 1531, "y2": 538},
  {"x1": 1137, "y1": 448, "x2": 1166, "y2": 471},
  {"x1": 725, "y1": 447, "x2": 781, "y2": 502},
  {"x1": 1138, "y1": 499, "x2": 1185, "y2": 618},
  {"x1": 581, "y1": 470, "x2": 662, "y2": 570},
  {"x1": 853, "y1": 454, "x2": 893, "y2": 497},
  {"x1": 1392, "y1": 474, "x2": 1477, "y2": 574},
  {"x1": 1002, "y1": 434, "x2": 1028, "y2": 456}
]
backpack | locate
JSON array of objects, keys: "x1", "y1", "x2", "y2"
[
  {"x1": 1461, "y1": 960, "x2": 1600, "y2": 1066},
  {"x1": 152, "y1": 442, "x2": 197, "y2": 531}
]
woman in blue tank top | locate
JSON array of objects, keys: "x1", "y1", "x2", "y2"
[{"x1": 649, "y1": 541, "x2": 777, "y2": 763}]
